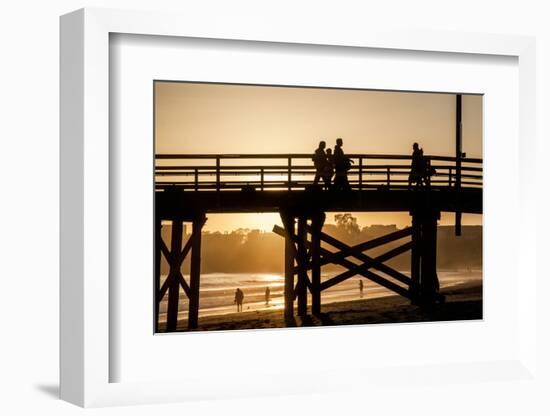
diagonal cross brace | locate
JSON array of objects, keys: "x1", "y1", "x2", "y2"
[
  {"x1": 319, "y1": 241, "x2": 413, "y2": 290},
  {"x1": 319, "y1": 243, "x2": 408, "y2": 289},
  {"x1": 313, "y1": 229, "x2": 412, "y2": 286},
  {"x1": 292, "y1": 241, "x2": 411, "y2": 276},
  {"x1": 321, "y1": 249, "x2": 411, "y2": 298},
  {"x1": 273, "y1": 224, "x2": 411, "y2": 299},
  {"x1": 159, "y1": 272, "x2": 191, "y2": 300},
  {"x1": 159, "y1": 237, "x2": 193, "y2": 270},
  {"x1": 273, "y1": 225, "x2": 412, "y2": 287},
  {"x1": 158, "y1": 233, "x2": 195, "y2": 300},
  {"x1": 311, "y1": 226, "x2": 412, "y2": 266}
]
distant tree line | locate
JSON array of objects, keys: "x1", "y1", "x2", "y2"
[{"x1": 160, "y1": 214, "x2": 482, "y2": 274}]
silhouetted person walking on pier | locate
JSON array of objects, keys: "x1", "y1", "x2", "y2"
[
  {"x1": 234, "y1": 288, "x2": 244, "y2": 312},
  {"x1": 265, "y1": 286, "x2": 271, "y2": 306},
  {"x1": 359, "y1": 280, "x2": 364, "y2": 298},
  {"x1": 408, "y1": 142, "x2": 437, "y2": 189},
  {"x1": 312, "y1": 140, "x2": 328, "y2": 187},
  {"x1": 408, "y1": 142, "x2": 425, "y2": 189},
  {"x1": 333, "y1": 138, "x2": 353, "y2": 191}
]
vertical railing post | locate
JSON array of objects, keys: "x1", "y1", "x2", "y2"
[
  {"x1": 386, "y1": 167, "x2": 390, "y2": 188},
  {"x1": 287, "y1": 157, "x2": 292, "y2": 191},
  {"x1": 425, "y1": 157, "x2": 431, "y2": 188},
  {"x1": 216, "y1": 156, "x2": 221, "y2": 192},
  {"x1": 448, "y1": 168, "x2": 452, "y2": 188},
  {"x1": 358, "y1": 157, "x2": 363, "y2": 190},
  {"x1": 260, "y1": 168, "x2": 264, "y2": 191},
  {"x1": 194, "y1": 168, "x2": 199, "y2": 191}
]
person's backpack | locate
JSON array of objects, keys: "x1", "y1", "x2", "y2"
[
  {"x1": 343, "y1": 157, "x2": 352, "y2": 172},
  {"x1": 423, "y1": 155, "x2": 436, "y2": 177},
  {"x1": 336, "y1": 157, "x2": 353, "y2": 172}
]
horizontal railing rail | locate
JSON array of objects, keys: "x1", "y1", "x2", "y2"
[{"x1": 155, "y1": 153, "x2": 482, "y2": 191}]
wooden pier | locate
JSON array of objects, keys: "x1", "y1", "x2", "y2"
[{"x1": 154, "y1": 152, "x2": 482, "y2": 331}]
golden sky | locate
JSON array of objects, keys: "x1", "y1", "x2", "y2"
[{"x1": 155, "y1": 82, "x2": 482, "y2": 232}]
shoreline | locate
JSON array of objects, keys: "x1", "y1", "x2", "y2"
[
  {"x1": 159, "y1": 280, "x2": 482, "y2": 332},
  {"x1": 157, "y1": 270, "x2": 481, "y2": 319}
]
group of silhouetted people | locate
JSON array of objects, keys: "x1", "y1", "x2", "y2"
[
  {"x1": 312, "y1": 140, "x2": 434, "y2": 190},
  {"x1": 312, "y1": 138, "x2": 354, "y2": 191}
]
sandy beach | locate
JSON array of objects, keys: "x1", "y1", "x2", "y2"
[{"x1": 159, "y1": 280, "x2": 482, "y2": 332}]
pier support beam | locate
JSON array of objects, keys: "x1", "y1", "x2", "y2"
[
  {"x1": 154, "y1": 217, "x2": 162, "y2": 333},
  {"x1": 420, "y1": 213, "x2": 439, "y2": 300},
  {"x1": 310, "y1": 213, "x2": 325, "y2": 315},
  {"x1": 157, "y1": 214, "x2": 207, "y2": 332},
  {"x1": 188, "y1": 215, "x2": 207, "y2": 329},
  {"x1": 296, "y1": 217, "x2": 308, "y2": 317},
  {"x1": 283, "y1": 215, "x2": 295, "y2": 323},
  {"x1": 410, "y1": 216, "x2": 421, "y2": 299},
  {"x1": 410, "y1": 205, "x2": 441, "y2": 305},
  {"x1": 280, "y1": 210, "x2": 325, "y2": 322},
  {"x1": 166, "y1": 220, "x2": 184, "y2": 332}
]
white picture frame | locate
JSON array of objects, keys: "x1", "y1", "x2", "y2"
[{"x1": 60, "y1": 8, "x2": 538, "y2": 408}]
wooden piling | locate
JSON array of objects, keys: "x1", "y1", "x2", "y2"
[
  {"x1": 154, "y1": 217, "x2": 162, "y2": 333},
  {"x1": 310, "y1": 213, "x2": 325, "y2": 315},
  {"x1": 410, "y1": 207, "x2": 441, "y2": 305},
  {"x1": 281, "y1": 213, "x2": 295, "y2": 322},
  {"x1": 166, "y1": 220, "x2": 183, "y2": 332},
  {"x1": 188, "y1": 215, "x2": 206, "y2": 329},
  {"x1": 420, "y1": 212, "x2": 439, "y2": 302},
  {"x1": 297, "y1": 217, "x2": 308, "y2": 317},
  {"x1": 410, "y1": 215, "x2": 421, "y2": 300}
]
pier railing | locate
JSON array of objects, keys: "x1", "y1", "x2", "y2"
[{"x1": 155, "y1": 153, "x2": 482, "y2": 191}]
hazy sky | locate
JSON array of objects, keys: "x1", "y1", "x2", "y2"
[{"x1": 155, "y1": 82, "x2": 482, "y2": 232}]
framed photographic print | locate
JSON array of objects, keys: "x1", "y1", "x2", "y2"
[
  {"x1": 153, "y1": 81, "x2": 483, "y2": 334},
  {"x1": 60, "y1": 8, "x2": 538, "y2": 408}
]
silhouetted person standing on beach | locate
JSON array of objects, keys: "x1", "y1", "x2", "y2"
[
  {"x1": 333, "y1": 138, "x2": 353, "y2": 191},
  {"x1": 234, "y1": 288, "x2": 244, "y2": 312},
  {"x1": 312, "y1": 140, "x2": 327, "y2": 186},
  {"x1": 265, "y1": 286, "x2": 271, "y2": 306},
  {"x1": 359, "y1": 280, "x2": 364, "y2": 298}
]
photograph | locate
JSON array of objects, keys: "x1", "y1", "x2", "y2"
[
  {"x1": 0, "y1": 0, "x2": 543, "y2": 411},
  {"x1": 154, "y1": 81, "x2": 483, "y2": 333}
]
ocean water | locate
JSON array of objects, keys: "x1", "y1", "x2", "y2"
[{"x1": 158, "y1": 270, "x2": 482, "y2": 321}]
